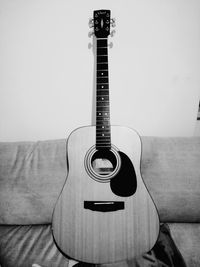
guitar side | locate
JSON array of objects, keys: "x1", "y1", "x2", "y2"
[{"x1": 52, "y1": 125, "x2": 160, "y2": 264}]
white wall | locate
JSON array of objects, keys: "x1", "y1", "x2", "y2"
[
  {"x1": 0, "y1": 0, "x2": 200, "y2": 141},
  {"x1": 194, "y1": 121, "x2": 200, "y2": 136}
]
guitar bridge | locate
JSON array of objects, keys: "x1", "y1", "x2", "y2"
[{"x1": 84, "y1": 201, "x2": 124, "y2": 212}]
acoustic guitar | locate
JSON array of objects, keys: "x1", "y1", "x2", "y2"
[{"x1": 52, "y1": 9, "x2": 160, "y2": 264}]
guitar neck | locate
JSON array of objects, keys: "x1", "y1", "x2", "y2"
[{"x1": 96, "y1": 38, "x2": 111, "y2": 150}]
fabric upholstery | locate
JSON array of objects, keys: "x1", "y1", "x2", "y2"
[
  {"x1": 141, "y1": 137, "x2": 200, "y2": 223},
  {"x1": 0, "y1": 224, "x2": 187, "y2": 267},
  {"x1": 0, "y1": 137, "x2": 200, "y2": 224},
  {"x1": 169, "y1": 223, "x2": 200, "y2": 267},
  {"x1": 0, "y1": 140, "x2": 67, "y2": 224},
  {"x1": 0, "y1": 224, "x2": 69, "y2": 267}
]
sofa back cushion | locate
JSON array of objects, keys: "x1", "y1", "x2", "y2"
[{"x1": 0, "y1": 137, "x2": 200, "y2": 224}]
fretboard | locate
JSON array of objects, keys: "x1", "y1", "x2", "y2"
[{"x1": 96, "y1": 38, "x2": 111, "y2": 150}]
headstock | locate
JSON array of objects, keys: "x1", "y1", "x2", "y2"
[{"x1": 89, "y1": 10, "x2": 116, "y2": 39}]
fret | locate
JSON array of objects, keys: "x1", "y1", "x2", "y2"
[
  {"x1": 96, "y1": 135, "x2": 110, "y2": 138},
  {"x1": 97, "y1": 104, "x2": 109, "y2": 107},
  {"x1": 97, "y1": 99, "x2": 109, "y2": 103},
  {"x1": 97, "y1": 77, "x2": 109, "y2": 83},
  {"x1": 96, "y1": 134, "x2": 110, "y2": 137},
  {"x1": 96, "y1": 144, "x2": 111, "y2": 146},
  {"x1": 96, "y1": 117, "x2": 110, "y2": 121},
  {"x1": 97, "y1": 83, "x2": 109, "y2": 88},
  {"x1": 97, "y1": 39, "x2": 107, "y2": 47},
  {"x1": 97, "y1": 96, "x2": 109, "y2": 101},
  {"x1": 96, "y1": 112, "x2": 109, "y2": 116},
  {"x1": 97, "y1": 89, "x2": 109, "y2": 92},
  {"x1": 97, "y1": 116, "x2": 109, "y2": 118},
  {"x1": 97, "y1": 101, "x2": 109, "y2": 105},
  {"x1": 96, "y1": 108, "x2": 109, "y2": 111},
  {"x1": 96, "y1": 110, "x2": 110, "y2": 117},
  {"x1": 96, "y1": 133, "x2": 110, "y2": 136},
  {"x1": 96, "y1": 121, "x2": 110, "y2": 125},
  {"x1": 97, "y1": 116, "x2": 110, "y2": 121},
  {"x1": 96, "y1": 132, "x2": 110, "y2": 136},
  {"x1": 97, "y1": 48, "x2": 108, "y2": 55},
  {"x1": 96, "y1": 96, "x2": 109, "y2": 98},
  {"x1": 96, "y1": 146, "x2": 111, "y2": 149},
  {"x1": 96, "y1": 143, "x2": 111, "y2": 146},
  {"x1": 97, "y1": 90, "x2": 109, "y2": 95},
  {"x1": 96, "y1": 114, "x2": 110, "y2": 117},
  {"x1": 96, "y1": 141, "x2": 111, "y2": 144},
  {"x1": 97, "y1": 88, "x2": 109, "y2": 92},
  {"x1": 96, "y1": 126, "x2": 110, "y2": 130},
  {"x1": 97, "y1": 64, "x2": 108, "y2": 70},
  {"x1": 96, "y1": 98, "x2": 109, "y2": 102},
  {"x1": 97, "y1": 70, "x2": 108, "y2": 77},
  {"x1": 96, "y1": 111, "x2": 109, "y2": 115},
  {"x1": 96, "y1": 132, "x2": 110, "y2": 135},
  {"x1": 96, "y1": 125, "x2": 110, "y2": 128},
  {"x1": 96, "y1": 104, "x2": 109, "y2": 107},
  {"x1": 96, "y1": 131, "x2": 110, "y2": 134},
  {"x1": 97, "y1": 56, "x2": 108, "y2": 63},
  {"x1": 98, "y1": 119, "x2": 109, "y2": 122},
  {"x1": 96, "y1": 118, "x2": 110, "y2": 121},
  {"x1": 96, "y1": 105, "x2": 109, "y2": 109},
  {"x1": 96, "y1": 136, "x2": 111, "y2": 139},
  {"x1": 96, "y1": 140, "x2": 111, "y2": 143},
  {"x1": 97, "y1": 102, "x2": 109, "y2": 105},
  {"x1": 96, "y1": 127, "x2": 110, "y2": 130},
  {"x1": 96, "y1": 132, "x2": 110, "y2": 134}
]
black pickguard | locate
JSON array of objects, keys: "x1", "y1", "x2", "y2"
[{"x1": 110, "y1": 151, "x2": 137, "y2": 197}]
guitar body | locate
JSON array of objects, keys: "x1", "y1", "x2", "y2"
[{"x1": 52, "y1": 125, "x2": 159, "y2": 264}]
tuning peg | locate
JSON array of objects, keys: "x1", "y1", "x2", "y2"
[
  {"x1": 111, "y1": 18, "x2": 116, "y2": 27},
  {"x1": 110, "y1": 30, "x2": 116, "y2": 37},
  {"x1": 108, "y1": 42, "x2": 113, "y2": 49},
  {"x1": 88, "y1": 43, "x2": 93, "y2": 49},
  {"x1": 89, "y1": 18, "x2": 94, "y2": 28},
  {"x1": 88, "y1": 31, "x2": 94, "y2": 38}
]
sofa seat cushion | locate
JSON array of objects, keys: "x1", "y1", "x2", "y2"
[
  {"x1": 0, "y1": 224, "x2": 186, "y2": 267},
  {"x1": 169, "y1": 223, "x2": 200, "y2": 267},
  {"x1": 0, "y1": 224, "x2": 69, "y2": 267}
]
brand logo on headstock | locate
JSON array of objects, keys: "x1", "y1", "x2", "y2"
[{"x1": 98, "y1": 11, "x2": 107, "y2": 15}]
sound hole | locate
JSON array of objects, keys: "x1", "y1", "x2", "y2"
[{"x1": 91, "y1": 149, "x2": 117, "y2": 176}]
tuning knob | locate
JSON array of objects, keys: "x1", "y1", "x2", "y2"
[
  {"x1": 108, "y1": 42, "x2": 113, "y2": 49},
  {"x1": 110, "y1": 30, "x2": 116, "y2": 37},
  {"x1": 88, "y1": 31, "x2": 94, "y2": 38},
  {"x1": 88, "y1": 43, "x2": 93, "y2": 49},
  {"x1": 111, "y1": 18, "x2": 116, "y2": 27},
  {"x1": 88, "y1": 18, "x2": 94, "y2": 28}
]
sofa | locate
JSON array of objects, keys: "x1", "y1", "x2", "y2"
[{"x1": 0, "y1": 137, "x2": 200, "y2": 267}]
